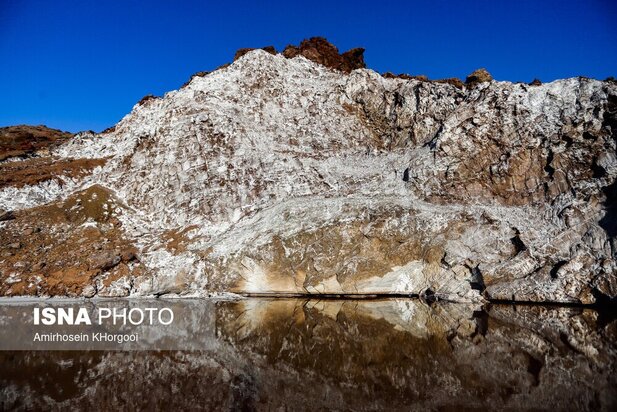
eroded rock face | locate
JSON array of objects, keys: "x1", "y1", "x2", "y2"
[
  {"x1": 281, "y1": 37, "x2": 366, "y2": 73},
  {"x1": 0, "y1": 299, "x2": 615, "y2": 410},
  {"x1": 0, "y1": 43, "x2": 615, "y2": 302}
]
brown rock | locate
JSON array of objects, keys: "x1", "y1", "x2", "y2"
[
  {"x1": 340, "y1": 47, "x2": 366, "y2": 72},
  {"x1": 0, "y1": 209, "x2": 14, "y2": 222},
  {"x1": 434, "y1": 77, "x2": 465, "y2": 89},
  {"x1": 101, "y1": 125, "x2": 116, "y2": 134},
  {"x1": 282, "y1": 37, "x2": 365, "y2": 73},
  {"x1": 137, "y1": 95, "x2": 159, "y2": 106},
  {"x1": 90, "y1": 251, "x2": 121, "y2": 271},
  {"x1": 234, "y1": 46, "x2": 276, "y2": 61},
  {"x1": 465, "y1": 68, "x2": 493, "y2": 86},
  {"x1": 0, "y1": 125, "x2": 73, "y2": 161},
  {"x1": 529, "y1": 78, "x2": 542, "y2": 86},
  {"x1": 22, "y1": 228, "x2": 34, "y2": 236},
  {"x1": 8, "y1": 242, "x2": 21, "y2": 249},
  {"x1": 121, "y1": 249, "x2": 138, "y2": 263},
  {"x1": 281, "y1": 45, "x2": 299, "y2": 58},
  {"x1": 383, "y1": 73, "x2": 427, "y2": 81},
  {"x1": 180, "y1": 70, "x2": 210, "y2": 88},
  {"x1": 32, "y1": 262, "x2": 46, "y2": 271},
  {"x1": 181, "y1": 64, "x2": 233, "y2": 88}
]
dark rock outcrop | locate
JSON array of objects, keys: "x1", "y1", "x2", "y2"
[
  {"x1": 0, "y1": 209, "x2": 14, "y2": 222},
  {"x1": 137, "y1": 94, "x2": 159, "y2": 106},
  {"x1": 234, "y1": 45, "x2": 277, "y2": 61},
  {"x1": 282, "y1": 37, "x2": 365, "y2": 73},
  {"x1": 465, "y1": 68, "x2": 493, "y2": 86}
]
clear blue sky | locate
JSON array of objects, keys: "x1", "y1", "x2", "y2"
[{"x1": 1, "y1": 0, "x2": 616, "y2": 132}]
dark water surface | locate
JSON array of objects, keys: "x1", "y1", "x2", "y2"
[{"x1": 0, "y1": 298, "x2": 616, "y2": 411}]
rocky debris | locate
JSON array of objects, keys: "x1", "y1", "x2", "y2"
[
  {"x1": 281, "y1": 37, "x2": 365, "y2": 73},
  {"x1": 180, "y1": 70, "x2": 211, "y2": 88},
  {"x1": 180, "y1": 65, "x2": 233, "y2": 89},
  {"x1": 0, "y1": 125, "x2": 73, "y2": 161},
  {"x1": 90, "y1": 251, "x2": 121, "y2": 271},
  {"x1": 32, "y1": 261, "x2": 45, "y2": 271},
  {"x1": 434, "y1": 77, "x2": 465, "y2": 89},
  {"x1": 120, "y1": 249, "x2": 138, "y2": 263},
  {"x1": 382, "y1": 71, "x2": 404, "y2": 79},
  {"x1": 383, "y1": 72, "x2": 429, "y2": 81},
  {"x1": 0, "y1": 185, "x2": 143, "y2": 297},
  {"x1": 231, "y1": 38, "x2": 366, "y2": 73},
  {"x1": 100, "y1": 125, "x2": 116, "y2": 134},
  {"x1": 0, "y1": 157, "x2": 106, "y2": 189},
  {"x1": 136, "y1": 94, "x2": 159, "y2": 106},
  {"x1": 0, "y1": 209, "x2": 14, "y2": 222},
  {"x1": 233, "y1": 45, "x2": 276, "y2": 61},
  {"x1": 465, "y1": 68, "x2": 493, "y2": 86},
  {"x1": 381, "y1": 72, "x2": 465, "y2": 89}
]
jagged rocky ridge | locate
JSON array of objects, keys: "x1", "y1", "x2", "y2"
[{"x1": 0, "y1": 39, "x2": 616, "y2": 302}]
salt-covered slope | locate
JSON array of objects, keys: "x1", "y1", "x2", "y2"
[{"x1": 1, "y1": 46, "x2": 616, "y2": 302}]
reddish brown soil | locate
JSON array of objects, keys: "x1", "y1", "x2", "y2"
[
  {"x1": 0, "y1": 125, "x2": 73, "y2": 161},
  {"x1": 0, "y1": 185, "x2": 142, "y2": 297},
  {"x1": 0, "y1": 157, "x2": 107, "y2": 189}
]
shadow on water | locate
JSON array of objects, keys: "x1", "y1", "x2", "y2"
[{"x1": 0, "y1": 298, "x2": 616, "y2": 411}]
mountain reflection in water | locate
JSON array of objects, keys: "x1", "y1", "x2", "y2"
[{"x1": 1, "y1": 298, "x2": 616, "y2": 411}]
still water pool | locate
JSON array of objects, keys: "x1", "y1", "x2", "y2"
[{"x1": 1, "y1": 298, "x2": 616, "y2": 411}]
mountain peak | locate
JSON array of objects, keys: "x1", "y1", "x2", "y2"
[
  {"x1": 231, "y1": 37, "x2": 365, "y2": 73},
  {"x1": 0, "y1": 41, "x2": 615, "y2": 303}
]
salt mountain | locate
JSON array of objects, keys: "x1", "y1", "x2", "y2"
[{"x1": 1, "y1": 38, "x2": 616, "y2": 303}]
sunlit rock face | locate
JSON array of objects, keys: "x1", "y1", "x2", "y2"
[
  {"x1": 1, "y1": 299, "x2": 615, "y2": 410},
  {"x1": 1, "y1": 43, "x2": 616, "y2": 301}
]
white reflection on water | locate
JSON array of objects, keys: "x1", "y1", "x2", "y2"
[{"x1": 0, "y1": 299, "x2": 616, "y2": 411}]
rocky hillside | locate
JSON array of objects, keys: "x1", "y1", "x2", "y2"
[{"x1": 1, "y1": 38, "x2": 616, "y2": 303}]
